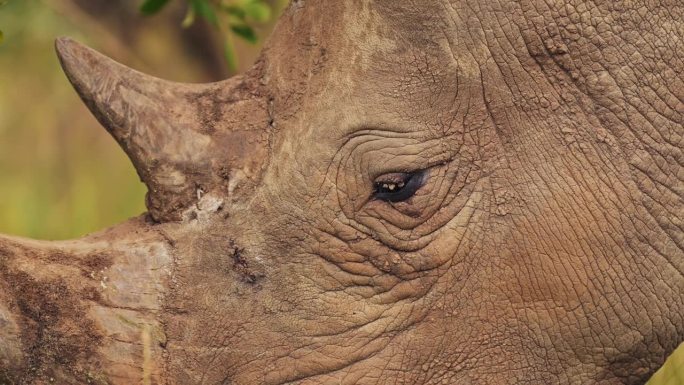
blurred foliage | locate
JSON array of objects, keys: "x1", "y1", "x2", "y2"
[
  {"x1": 0, "y1": 0, "x2": 7, "y2": 44},
  {"x1": 140, "y1": 0, "x2": 273, "y2": 71},
  {"x1": 0, "y1": 1, "x2": 682, "y2": 383}
]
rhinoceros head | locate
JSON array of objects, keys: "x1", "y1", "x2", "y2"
[{"x1": 25, "y1": 0, "x2": 683, "y2": 383}]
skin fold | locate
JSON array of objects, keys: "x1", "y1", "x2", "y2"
[{"x1": 0, "y1": 0, "x2": 682, "y2": 384}]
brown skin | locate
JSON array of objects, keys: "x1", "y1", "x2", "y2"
[{"x1": 0, "y1": 0, "x2": 682, "y2": 384}]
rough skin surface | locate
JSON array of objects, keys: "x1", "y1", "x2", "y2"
[{"x1": 0, "y1": 0, "x2": 682, "y2": 384}]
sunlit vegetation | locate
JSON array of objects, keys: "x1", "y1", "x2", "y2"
[{"x1": 140, "y1": 0, "x2": 276, "y2": 70}]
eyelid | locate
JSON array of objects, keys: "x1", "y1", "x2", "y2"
[{"x1": 374, "y1": 172, "x2": 411, "y2": 185}]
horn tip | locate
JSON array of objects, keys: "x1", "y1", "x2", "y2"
[
  {"x1": 54, "y1": 37, "x2": 92, "y2": 78},
  {"x1": 54, "y1": 36, "x2": 75, "y2": 49},
  {"x1": 54, "y1": 37, "x2": 80, "y2": 60}
]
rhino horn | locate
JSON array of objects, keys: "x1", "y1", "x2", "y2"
[{"x1": 55, "y1": 37, "x2": 271, "y2": 223}]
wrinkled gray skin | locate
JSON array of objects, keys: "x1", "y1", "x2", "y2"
[{"x1": 0, "y1": 1, "x2": 682, "y2": 384}]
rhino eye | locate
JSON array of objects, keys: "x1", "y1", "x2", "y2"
[{"x1": 372, "y1": 170, "x2": 426, "y2": 202}]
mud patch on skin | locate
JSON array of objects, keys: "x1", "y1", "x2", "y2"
[
  {"x1": 229, "y1": 240, "x2": 264, "y2": 285},
  {"x1": 80, "y1": 252, "x2": 113, "y2": 273},
  {"x1": 0, "y1": 262, "x2": 104, "y2": 383},
  {"x1": 78, "y1": 252, "x2": 114, "y2": 289}
]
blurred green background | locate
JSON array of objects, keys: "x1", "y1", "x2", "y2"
[{"x1": 0, "y1": 1, "x2": 681, "y2": 383}]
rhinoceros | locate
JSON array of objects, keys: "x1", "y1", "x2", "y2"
[{"x1": 0, "y1": 0, "x2": 682, "y2": 384}]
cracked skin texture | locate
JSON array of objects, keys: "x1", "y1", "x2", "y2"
[{"x1": 0, "y1": 0, "x2": 682, "y2": 384}]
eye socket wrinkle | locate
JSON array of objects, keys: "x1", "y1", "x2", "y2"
[{"x1": 373, "y1": 170, "x2": 427, "y2": 202}]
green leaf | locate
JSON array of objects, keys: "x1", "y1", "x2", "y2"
[
  {"x1": 222, "y1": 5, "x2": 246, "y2": 20},
  {"x1": 230, "y1": 23, "x2": 257, "y2": 44},
  {"x1": 139, "y1": 0, "x2": 170, "y2": 15},
  {"x1": 244, "y1": 1, "x2": 271, "y2": 23},
  {"x1": 223, "y1": 39, "x2": 238, "y2": 72},
  {"x1": 181, "y1": 6, "x2": 196, "y2": 28},
  {"x1": 191, "y1": 0, "x2": 218, "y2": 26}
]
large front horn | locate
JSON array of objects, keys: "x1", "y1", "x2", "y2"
[{"x1": 55, "y1": 38, "x2": 271, "y2": 222}]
